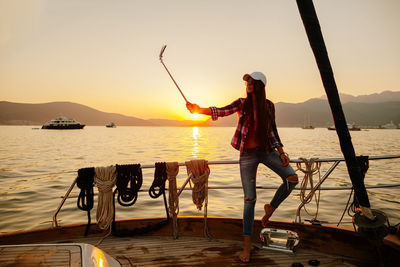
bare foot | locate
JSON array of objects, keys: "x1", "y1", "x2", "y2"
[
  {"x1": 239, "y1": 236, "x2": 251, "y2": 263},
  {"x1": 261, "y1": 204, "x2": 275, "y2": 227}
]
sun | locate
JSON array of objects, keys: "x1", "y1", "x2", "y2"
[
  {"x1": 190, "y1": 113, "x2": 201, "y2": 120},
  {"x1": 183, "y1": 112, "x2": 208, "y2": 122}
]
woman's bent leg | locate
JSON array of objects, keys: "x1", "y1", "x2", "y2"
[
  {"x1": 262, "y1": 151, "x2": 298, "y2": 222},
  {"x1": 270, "y1": 174, "x2": 298, "y2": 208}
]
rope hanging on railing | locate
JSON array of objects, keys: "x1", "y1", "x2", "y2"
[
  {"x1": 296, "y1": 158, "x2": 322, "y2": 221},
  {"x1": 76, "y1": 167, "x2": 95, "y2": 236},
  {"x1": 149, "y1": 162, "x2": 168, "y2": 198},
  {"x1": 149, "y1": 162, "x2": 170, "y2": 219},
  {"x1": 115, "y1": 164, "x2": 143, "y2": 207},
  {"x1": 166, "y1": 162, "x2": 180, "y2": 239},
  {"x1": 110, "y1": 163, "x2": 170, "y2": 238},
  {"x1": 185, "y1": 159, "x2": 212, "y2": 239},
  {"x1": 94, "y1": 165, "x2": 117, "y2": 230}
]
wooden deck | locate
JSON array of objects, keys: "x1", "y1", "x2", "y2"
[
  {"x1": 0, "y1": 244, "x2": 82, "y2": 266},
  {"x1": 0, "y1": 236, "x2": 365, "y2": 267},
  {"x1": 73, "y1": 235, "x2": 364, "y2": 267},
  {"x1": 1, "y1": 217, "x2": 398, "y2": 266}
]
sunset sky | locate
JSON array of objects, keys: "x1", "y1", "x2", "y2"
[{"x1": 1, "y1": 0, "x2": 399, "y2": 120}]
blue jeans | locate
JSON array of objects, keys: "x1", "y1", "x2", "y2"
[{"x1": 239, "y1": 148, "x2": 297, "y2": 236}]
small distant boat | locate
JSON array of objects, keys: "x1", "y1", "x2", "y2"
[
  {"x1": 106, "y1": 122, "x2": 116, "y2": 128},
  {"x1": 302, "y1": 125, "x2": 314, "y2": 129},
  {"x1": 302, "y1": 114, "x2": 314, "y2": 129},
  {"x1": 380, "y1": 121, "x2": 398, "y2": 129},
  {"x1": 348, "y1": 123, "x2": 361, "y2": 131},
  {"x1": 42, "y1": 116, "x2": 85, "y2": 130},
  {"x1": 328, "y1": 123, "x2": 361, "y2": 131}
]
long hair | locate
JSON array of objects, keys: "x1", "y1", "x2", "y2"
[{"x1": 244, "y1": 79, "x2": 270, "y2": 147}]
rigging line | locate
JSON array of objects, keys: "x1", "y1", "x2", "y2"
[
  {"x1": 296, "y1": 0, "x2": 372, "y2": 215},
  {"x1": 337, "y1": 188, "x2": 354, "y2": 227}
]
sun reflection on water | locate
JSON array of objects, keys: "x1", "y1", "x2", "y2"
[
  {"x1": 192, "y1": 126, "x2": 199, "y2": 157},
  {"x1": 192, "y1": 126, "x2": 199, "y2": 139}
]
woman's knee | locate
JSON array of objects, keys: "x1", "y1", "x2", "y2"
[
  {"x1": 244, "y1": 197, "x2": 256, "y2": 206},
  {"x1": 287, "y1": 174, "x2": 298, "y2": 184}
]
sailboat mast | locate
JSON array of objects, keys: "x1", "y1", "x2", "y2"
[{"x1": 296, "y1": 0, "x2": 371, "y2": 211}]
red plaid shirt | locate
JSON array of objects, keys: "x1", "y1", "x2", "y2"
[{"x1": 210, "y1": 98, "x2": 283, "y2": 152}]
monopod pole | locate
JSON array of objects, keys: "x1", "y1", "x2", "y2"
[{"x1": 159, "y1": 45, "x2": 189, "y2": 104}]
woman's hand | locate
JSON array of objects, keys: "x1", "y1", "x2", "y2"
[
  {"x1": 186, "y1": 102, "x2": 200, "y2": 114},
  {"x1": 279, "y1": 153, "x2": 290, "y2": 167}
]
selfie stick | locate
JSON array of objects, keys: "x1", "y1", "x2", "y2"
[{"x1": 159, "y1": 45, "x2": 189, "y2": 104}]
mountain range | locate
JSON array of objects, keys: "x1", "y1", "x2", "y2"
[
  {"x1": 1, "y1": 90, "x2": 399, "y2": 127},
  {"x1": 318, "y1": 90, "x2": 400, "y2": 103}
]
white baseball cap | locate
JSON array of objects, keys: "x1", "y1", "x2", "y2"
[{"x1": 243, "y1": 72, "x2": 267, "y2": 86}]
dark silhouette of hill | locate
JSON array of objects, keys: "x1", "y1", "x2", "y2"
[
  {"x1": 206, "y1": 91, "x2": 400, "y2": 127},
  {"x1": 0, "y1": 101, "x2": 153, "y2": 126},
  {"x1": 1, "y1": 90, "x2": 400, "y2": 127},
  {"x1": 275, "y1": 99, "x2": 400, "y2": 127},
  {"x1": 318, "y1": 90, "x2": 400, "y2": 103}
]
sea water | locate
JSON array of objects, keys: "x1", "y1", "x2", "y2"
[{"x1": 0, "y1": 126, "x2": 399, "y2": 234}]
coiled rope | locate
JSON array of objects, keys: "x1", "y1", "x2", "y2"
[
  {"x1": 296, "y1": 158, "x2": 321, "y2": 221},
  {"x1": 108, "y1": 164, "x2": 142, "y2": 239},
  {"x1": 149, "y1": 162, "x2": 170, "y2": 219},
  {"x1": 186, "y1": 159, "x2": 212, "y2": 239},
  {"x1": 149, "y1": 162, "x2": 168, "y2": 198},
  {"x1": 115, "y1": 164, "x2": 143, "y2": 207},
  {"x1": 166, "y1": 162, "x2": 179, "y2": 239},
  {"x1": 76, "y1": 167, "x2": 95, "y2": 236},
  {"x1": 94, "y1": 166, "x2": 117, "y2": 231},
  {"x1": 111, "y1": 163, "x2": 170, "y2": 238}
]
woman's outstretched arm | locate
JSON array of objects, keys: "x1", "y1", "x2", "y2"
[
  {"x1": 186, "y1": 102, "x2": 212, "y2": 116},
  {"x1": 187, "y1": 98, "x2": 242, "y2": 121}
]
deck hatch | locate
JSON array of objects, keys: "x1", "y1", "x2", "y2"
[{"x1": 260, "y1": 228, "x2": 299, "y2": 253}]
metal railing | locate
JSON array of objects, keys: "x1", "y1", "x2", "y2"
[{"x1": 52, "y1": 154, "x2": 400, "y2": 227}]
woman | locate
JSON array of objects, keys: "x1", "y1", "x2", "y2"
[{"x1": 186, "y1": 72, "x2": 298, "y2": 263}]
